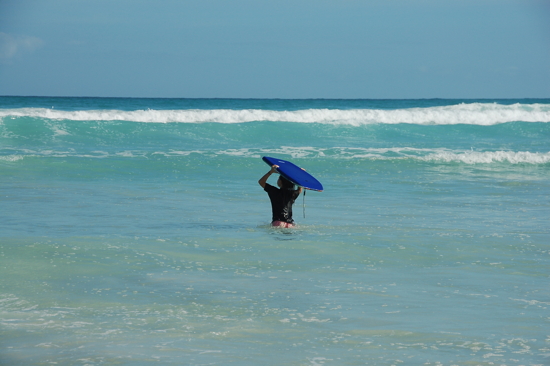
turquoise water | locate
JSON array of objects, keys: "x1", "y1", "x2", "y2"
[{"x1": 1, "y1": 97, "x2": 549, "y2": 365}]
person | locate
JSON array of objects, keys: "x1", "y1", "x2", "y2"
[{"x1": 258, "y1": 165, "x2": 302, "y2": 228}]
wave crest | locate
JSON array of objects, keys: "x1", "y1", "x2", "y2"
[
  {"x1": 1, "y1": 103, "x2": 550, "y2": 125},
  {"x1": 256, "y1": 147, "x2": 550, "y2": 164},
  {"x1": 7, "y1": 147, "x2": 548, "y2": 165}
]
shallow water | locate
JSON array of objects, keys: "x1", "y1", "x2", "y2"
[{"x1": 1, "y1": 97, "x2": 549, "y2": 365}]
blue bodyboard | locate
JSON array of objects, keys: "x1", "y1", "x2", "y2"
[{"x1": 262, "y1": 156, "x2": 323, "y2": 192}]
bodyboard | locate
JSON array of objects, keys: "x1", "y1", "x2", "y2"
[{"x1": 262, "y1": 156, "x2": 323, "y2": 192}]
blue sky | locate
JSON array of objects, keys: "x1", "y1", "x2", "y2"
[{"x1": 0, "y1": 0, "x2": 549, "y2": 98}]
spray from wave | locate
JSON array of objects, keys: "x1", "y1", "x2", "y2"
[{"x1": 1, "y1": 103, "x2": 549, "y2": 125}]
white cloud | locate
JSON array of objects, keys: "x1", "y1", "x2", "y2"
[{"x1": 0, "y1": 32, "x2": 44, "y2": 59}]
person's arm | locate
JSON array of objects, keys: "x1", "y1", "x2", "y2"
[{"x1": 258, "y1": 165, "x2": 279, "y2": 188}]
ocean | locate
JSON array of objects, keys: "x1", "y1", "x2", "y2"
[{"x1": 1, "y1": 96, "x2": 549, "y2": 365}]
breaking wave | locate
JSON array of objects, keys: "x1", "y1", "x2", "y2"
[
  {"x1": 1, "y1": 103, "x2": 550, "y2": 125},
  {"x1": 4, "y1": 147, "x2": 549, "y2": 165}
]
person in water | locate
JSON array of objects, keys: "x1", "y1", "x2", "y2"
[{"x1": 258, "y1": 165, "x2": 302, "y2": 228}]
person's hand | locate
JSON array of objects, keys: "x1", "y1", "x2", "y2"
[{"x1": 271, "y1": 165, "x2": 279, "y2": 173}]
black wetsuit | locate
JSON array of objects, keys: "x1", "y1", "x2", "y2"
[{"x1": 264, "y1": 183, "x2": 301, "y2": 224}]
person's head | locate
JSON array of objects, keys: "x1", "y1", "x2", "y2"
[{"x1": 277, "y1": 176, "x2": 295, "y2": 190}]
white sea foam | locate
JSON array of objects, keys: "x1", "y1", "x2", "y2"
[
  {"x1": 108, "y1": 146, "x2": 550, "y2": 165},
  {"x1": 419, "y1": 150, "x2": 550, "y2": 164},
  {"x1": 1, "y1": 103, "x2": 549, "y2": 125},
  {"x1": 0, "y1": 154, "x2": 24, "y2": 162},
  {"x1": 14, "y1": 147, "x2": 547, "y2": 165},
  {"x1": 197, "y1": 147, "x2": 550, "y2": 164}
]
